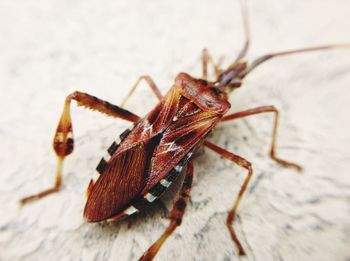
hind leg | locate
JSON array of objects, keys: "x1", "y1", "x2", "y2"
[
  {"x1": 139, "y1": 161, "x2": 194, "y2": 261},
  {"x1": 20, "y1": 91, "x2": 140, "y2": 204}
]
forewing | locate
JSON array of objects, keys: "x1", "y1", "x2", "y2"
[
  {"x1": 142, "y1": 111, "x2": 220, "y2": 192},
  {"x1": 118, "y1": 86, "x2": 181, "y2": 151},
  {"x1": 84, "y1": 143, "x2": 148, "y2": 222}
]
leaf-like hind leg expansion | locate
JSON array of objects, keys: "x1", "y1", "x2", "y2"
[
  {"x1": 204, "y1": 140, "x2": 252, "y2": 256},
  {"x1": 221, "y1": 105, "x2": 302, "y2": 171},
  {"x1": 139, "y1": 161, "x2": 194, "y2": 261},
  {"x1": 20, "y1": 91, "x2": 141, "y2": 205},
  {"x1": 120, "y1": 75, "x2": 162, "y2": 108},
  {"x1": 202, "y1": 48, "x2": 223, "y2": 81}
]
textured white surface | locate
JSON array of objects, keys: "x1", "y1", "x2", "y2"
[{"x1": 1, "y1": 0, "x2": 350, "y2": 260}]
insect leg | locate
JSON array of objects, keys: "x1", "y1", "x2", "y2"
[
  {"x1": 203, "y1": 140, "x2": 252, "y2": 256},
  {"x1": 139, "y1": 161, "x2": 194, "y2": 261},
  {"x1": 221, "y1": 105, "x2": 302, "y2": 171},
  {"x1": 202, "y1": 48, "x2": 223, "y2": 80},
  {"x1": 20, "y1": 91, "x2": 141, "y2": 204},
  {"x1": 120, "y1": 75, "x2": 162, "y2": 108}
]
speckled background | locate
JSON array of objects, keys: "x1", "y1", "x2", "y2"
[{"x1": 1, "y1": 0, "x2": 350, "y2": 260}]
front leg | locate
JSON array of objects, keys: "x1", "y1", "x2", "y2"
[
  {"x1": 202, "y1": 48, "x2": 223, "y2": 81},
  {"x1": 20, "y1": 91, "x2": 140, "y2": 204}
]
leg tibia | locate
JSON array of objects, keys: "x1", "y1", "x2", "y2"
[
  {"x1": 221, "y1": 105, "x2": 302, "y2": 171},
  {"x1": 204, "y1": 141, "x2": 252, "y2": 255},
  {"x1": 20, "y1": 91, "x2": 140, "y2": 205},
  {"x1": 139, "y1": 162, "x2": 194, "y2": 261},
  {"x1": 120, "y1": 75, "x2": 162, "y2": 108}
]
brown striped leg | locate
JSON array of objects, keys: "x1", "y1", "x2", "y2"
[
  {"x1": 204, "y1": 140, "x2": 252, "y2": 256},
  {"x1": 20, "y1": 91, "x2": 141, "y2": 205},
  {"x1": 202, "y1": 48, "x2": 223, "y2": 81},
  {"x1": 120, "y1": 75, "x2": 162, "y2": 108},
  {"x1": 221, "y1": 106, "x2": 302, "y2": 171},
  {"x1": 139, "y1": 161, "x2": 194, "y2": 261}
]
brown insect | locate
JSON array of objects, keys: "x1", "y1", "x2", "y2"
[{"x1": 20, "y1": 0, "x2": 349, "y2": 260}]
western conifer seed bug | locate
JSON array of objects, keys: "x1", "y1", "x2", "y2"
[{"x1": 19, "y1": 0, "x2": 350, "y2": 260}]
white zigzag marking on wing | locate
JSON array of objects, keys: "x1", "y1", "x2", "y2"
[{"x1": 157, "y1": 141, "x2": 181, "y2": 155}]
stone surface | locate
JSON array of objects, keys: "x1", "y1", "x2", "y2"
[{"x1": 1, "y1": 0, "x2": 350, "y2": 260}]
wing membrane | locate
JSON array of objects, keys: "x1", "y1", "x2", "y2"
[
  {"x1": 84, "y1": 143, "x2": 148, "y2": 222},
  {"x1": 142, "y1": 111, "x2": 220, "y2": 192}
]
